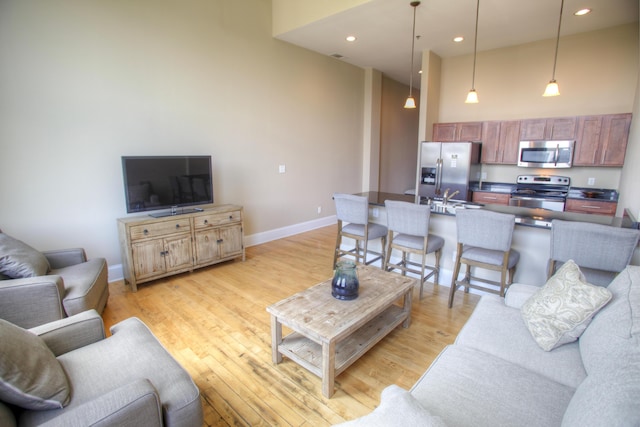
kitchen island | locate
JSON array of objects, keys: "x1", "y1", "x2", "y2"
[{"x1": 356, "y1": 191, "x2": 638, "y2": 288}]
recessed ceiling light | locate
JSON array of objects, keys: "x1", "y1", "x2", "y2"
[
  {"x1": 346, "y1": 35, "x2": 357, "y2": 42},
  {"x1": 574, "y1": 8, "x2": 591, "y2": 16},
  {"x1": 453, "y1": 36, "x2": 464, "y2": 43}
]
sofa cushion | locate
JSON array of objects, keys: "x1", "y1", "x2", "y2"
[
  {"x1": 521, "y1": 260, "x2": 612, "y2": 351},
  {"x1": 0, "y1": 233, "x2": 49, "y2": 279},
  {"x1": 455, "y1": 294, "x2": 586, "y2": 388},
  {"x1": 333, "y1": 385, "x2": 447, "y2": 427},
  {"x1": 579, "y1": 266, "x2": 640, "y2": 374},
  {"x1": 410, "y1": 345, "x2": 575, "y2": 427},
  {"x1": 0, "y1": 319, "x2": 70, "y2": 410}
]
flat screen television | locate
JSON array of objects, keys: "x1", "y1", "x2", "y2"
[{"x1": 122, "y1": 155, "x2": 213, "y2": 217}]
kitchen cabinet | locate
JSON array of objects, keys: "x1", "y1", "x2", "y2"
[
  {"x1": 574, "y1": 113, "x2": 631, "y2": 167},
  {"x1": 433, "y1": 122, "x2": 482, "y2": 142},
  {"x1": 565, "y1": 199, "x2": 617, "y2": 216},
  {"x1": 519, "y1": 117, "x2": 577, "y2": 140},
  {"x1": 481, "y1": 120, "x2": 520, "y2": 164},
  {"x1": 118, "y1": 205, "x2": 245, "y2": 291},
  {"x1": 472, "y1": 191, "x2": 511, "y2": 205}
]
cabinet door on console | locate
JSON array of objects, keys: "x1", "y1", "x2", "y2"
[
  {"x1": 218, "y1": 224, "x2": 244, "y2": 258},
  {"x1": 164, "y1": 235, "x2": 193, "y2": 271},
  {"x1": 132, "y1": 240, "x2": 166, "y2": 280},
  {"x1": 194, "y1": 229, "x2": 220, "y2": 265}
]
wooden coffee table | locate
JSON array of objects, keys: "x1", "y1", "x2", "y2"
[{"x1": 266, "y1": 265, "x2": 415, "y2": 398}]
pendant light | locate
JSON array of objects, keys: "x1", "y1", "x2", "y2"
[
  {"x1": 543, "y1": 0, "x2": 564, "y2": 97},
  {"x1": 465, "y1": 0, "x2": 480, "y2": 103},
  {"x1": 404, "y1": 1, "x2": 420, "y2": 109}
]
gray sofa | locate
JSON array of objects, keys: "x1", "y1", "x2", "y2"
[
  {"x1": 337, "y1": 264, "x2": 640, "y2": 427},
  {"x1": 0, "y1": 310, "x2": 203, "y2": 427},
  {"x1": 0, "y1": 231, "x2": 108, "y2": 328}
]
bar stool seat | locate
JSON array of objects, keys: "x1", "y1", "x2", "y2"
[
  {"x1": 384, "y1": 200, "x2": 444, "y2": 299},
  {"x1": 333, "y1": 193, "x2": 387, "y2": 268},
  {"x1": 449, "y1": 209, "x2": 519, "y2": 308}
]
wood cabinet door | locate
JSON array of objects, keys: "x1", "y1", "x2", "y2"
[
  {"x1": 499, "y1": 120, "x2": 521, "y2": 164},
  {"x1": 164, "y1": 235, "x2": 194, "y2": 272},
  {"x1": 519, "y1": 119, "x2": 547, "y2": 140},
  {"x1": 194, "y1": 229, "x2": 220, "y2": 265},
  {"x1": 132, "y1": 239, "x2": 166, "y2": 280},
  {"x1": 574, "y1": 116, "x2": 603, "y2": 166},
  {"x1": 480, "y1": 121, "x2": 501, "y2": 163},
  {"x1": 458, "y1": 122, "x2": 483, "y2": 142},
  {"x1": 547, "y1": 117, "x2": 577, "y2": 140},
  {"x1": 600, "y1": 113, "x2": 631, "y2": 166},
  {"x1": 432, "y1": 123, "x2": 457, "y2": 141},
  {"x1": 218, "y1": 224, "x2": 244, "y2": 258}
]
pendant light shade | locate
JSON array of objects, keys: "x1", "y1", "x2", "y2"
[
  {"x1": 404, "y1": 1, "x2": 420, "y2": 109},
  {"x1": 543, "y1": 0, "x2": 564, "y2": 97},
  {"x1": 465, "y1": 0, "x2": 480, "y2": 103}
]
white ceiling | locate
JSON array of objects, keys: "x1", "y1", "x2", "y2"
[{"x1": 275, "y1": 0, "x2": 639, "y2": 88}]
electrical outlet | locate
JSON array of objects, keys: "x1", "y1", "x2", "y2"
[
  {"x1": 317, "y1": 206, "x2": 322, "y2": 214},
  {"x1": 587, "y1": 177, "x2": 595, "y2": 186},
  {"x1": 481, "y1": 172, "x2": 487, "y2": 179},
  {"x1": 278, "y1": 164, "x2": 286, "y2": 174},
  {"x1": 372, "y1": 208, "x2": 379, "y2": 218}
]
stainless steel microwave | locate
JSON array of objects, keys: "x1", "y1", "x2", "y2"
[{"x1": 518, "y1": 140, "x2": 575, "y2": 168}]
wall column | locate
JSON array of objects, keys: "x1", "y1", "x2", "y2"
[{"x1": 362, "y1": 67, "x2": 382, "y2": 191}]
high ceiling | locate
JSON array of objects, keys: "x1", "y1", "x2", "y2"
[{"x1": 275, "y1": 0, "x2": 639, "y2": 88}]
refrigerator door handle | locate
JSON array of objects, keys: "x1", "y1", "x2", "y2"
[{"x1": 435, "y1": 158, "x2": 443, "y2": 195}]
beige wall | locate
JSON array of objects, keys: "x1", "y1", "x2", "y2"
[
  {"x1": 272, "y1": 0, "x2": 371, "y2": 36},
  {"x1": 427, "y1": 23, "x2": 638, "y2": 191},
  {"x1": 378, "y1": 76, "x2": 420, "y2": 194},
  {"x1": 0, "y1": 0, "x2": 365, "y2": 267}
]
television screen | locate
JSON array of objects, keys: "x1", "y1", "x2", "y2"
[{"x1": 122, "y1": 156, "x2": 213, "y2": 215}]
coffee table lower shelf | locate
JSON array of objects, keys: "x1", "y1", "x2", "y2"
[{"x1": 278, "y1": 304, "x2": 407, "y2": 378}]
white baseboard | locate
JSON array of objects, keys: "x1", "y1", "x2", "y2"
[{"x1": 108, "y1": 215, "x2": 338, "y2": 283}]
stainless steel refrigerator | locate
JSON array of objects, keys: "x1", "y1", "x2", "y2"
[{"x1": 414, "y1": 141, "x2": 481, "y2": 202}]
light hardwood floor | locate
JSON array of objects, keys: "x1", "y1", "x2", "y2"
[{"x1": 103, "y1": 225, "x2": 480, "y2": 426}]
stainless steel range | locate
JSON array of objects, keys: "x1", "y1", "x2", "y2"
[{"x1": 509, "y1": 175, "x2": 570, "y2": 212}]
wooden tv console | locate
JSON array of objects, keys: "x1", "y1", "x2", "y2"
[{"x1": 117, "y1": 205, "x2": 245, "y2": 292}]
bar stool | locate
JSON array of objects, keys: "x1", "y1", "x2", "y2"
[
  {"x1": 333, "y1": 193, "x2": 387, "y2": 268},
  {"x1": 449, "y1": 209, "x2": 519, "y2": 308},
  {"x1": 383, "y1": 200, "x2": 444, "y2": 299},
  {"x1": 549, "y1": 219, "x2": 640, "y2": 286}
]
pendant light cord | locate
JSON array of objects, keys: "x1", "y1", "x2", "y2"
[
  {"x1": 408, "y1": 2, "x2": 419, "y2": 97},
  {"x1": 551, "y1": 0, "x2": 564, "y2": 81},
  {"x1": 471, "y1": 0, "x2": 479, "y2": 90}
]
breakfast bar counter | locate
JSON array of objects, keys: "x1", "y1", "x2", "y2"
[{"x1": 355, "y1": 191, "x2": 638, "y2": 288}]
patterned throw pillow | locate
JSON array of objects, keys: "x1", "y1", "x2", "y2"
[{"x1": 521, "y1": 260, "x2": 612, "y2": 351}]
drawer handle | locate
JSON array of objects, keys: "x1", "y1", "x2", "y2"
[
  {"x1": 143, "y1": 229, "x2": 149, "y2": 235},
  {"x1": 160, "y1": 251, "x2": 168, "y2": 256},
  {"x1": 229, "y1": 215, "x2": 233, "y2": 220},
  {"x1": 204, "y1": 219, "x2": 208, "y2": 225},
  {"x1": 484, "y1": 196, "x2": 498, "y2": 200},
  {"x1": 581, "y1": 205, "x2": 602, "y2": 209},
  {"x1": 217, "y1": 239, "x2": 223, "y2": 244},
  {"x1": 176, "y1": 224, "x2": 180, "y2": 228}
]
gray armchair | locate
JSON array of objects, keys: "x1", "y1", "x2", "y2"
[
  {"x1": 0, "y1": 310, "x2": 203, "y2": 427},
  {"x1": 0, "y1": 231, "x2": 109, "y2": 328}
]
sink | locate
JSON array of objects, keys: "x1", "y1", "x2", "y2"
[{"x1": 429, "y1": 200, "x2": 483, "y2": 214}]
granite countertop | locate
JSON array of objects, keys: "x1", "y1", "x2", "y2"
[{"x1": 356, "y1": 191, "x2": 635, "y2": 230}]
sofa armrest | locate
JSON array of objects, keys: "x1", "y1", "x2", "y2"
[
  {"x1": 0, "y1": 276, "x2": 65, "y2": 328},
  {"x1": 504, "y1": 283, "x2": 540, "y2": 309},
  {"x1": 36, "y1": 379, "x2": 163, "y2": 427},
  {"x1": 43, "y1": 248, "x2": 87, "y2": 269},
  {"x1": 30, "y1": 309, "x2": 106, "y2": 356}
]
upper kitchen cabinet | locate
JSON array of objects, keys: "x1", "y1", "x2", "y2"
[
  {"x1": 481, "y1": 121, "x2": 520, "y2": 164},
  {"x1": 519, "y1": 117, "x2": 577, "y2": 140},
  {"x1": 433, "y1": 122, "x2": 482, "y2": 142},
  {"x1": 574, "y1": 113, "x2": 631, "y2": 167}
]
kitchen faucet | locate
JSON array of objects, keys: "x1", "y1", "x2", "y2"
[{"x1": 443, "y1": 188, "x2": 460, "y2": 205}]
